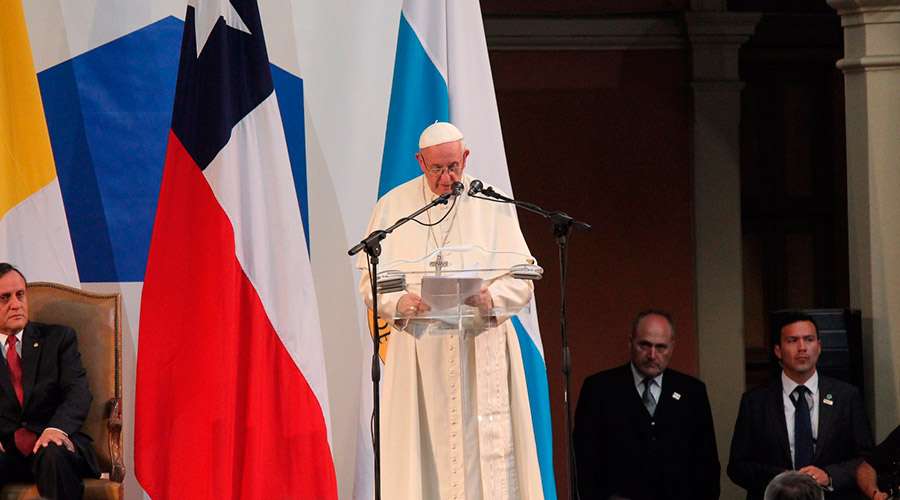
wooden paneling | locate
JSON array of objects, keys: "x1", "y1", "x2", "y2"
[{"x1": 491, "y1": 48, "x2": 693, "y2": 498}]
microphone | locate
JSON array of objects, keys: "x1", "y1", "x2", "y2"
[
  {"x1": 467, "y1": 179, "x2": 508, "y2": 201},
  {"x1": 468, "y1": 179, "x2": 483, "y2": 196},
  {"x1": 437, "y1": 181, "x2": 465, "y2": 202}
]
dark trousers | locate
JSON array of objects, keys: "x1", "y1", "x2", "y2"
[{"x1": 0, "y1": 443, "x2": 92, "y2": 499}]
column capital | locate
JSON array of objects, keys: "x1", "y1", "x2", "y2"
[
  {"x1": 690, "y1": 0, "x2": 728, "y2": 11},
  {"x1": 828, "y1": 0, "x2": 900, "y2": 17},
  {"x1": 685, "y1": 12, "x2": 761, "y2": 82},
  {"x1": 685, "y1": 12, "x2": 761, "y2": 41},
  {"x1": 828, "y1": 0, "x2": 900, "y2": 72}
]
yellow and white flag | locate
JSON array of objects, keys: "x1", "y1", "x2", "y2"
[{"x1": 0, "y1": 0, "x2": 79, "y2": 285}]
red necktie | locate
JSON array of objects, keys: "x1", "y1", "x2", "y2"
[{"x1": 6, "y1": 335, "x2": 36, "y2": 456}]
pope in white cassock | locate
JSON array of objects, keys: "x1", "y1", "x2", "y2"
[{"x1": 358, "y1": 123, "x2": 547, "y2": 500}]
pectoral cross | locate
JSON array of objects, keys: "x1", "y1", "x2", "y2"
[{"x1": 429, "y1": 252, "x2": 449, "y2": 276}]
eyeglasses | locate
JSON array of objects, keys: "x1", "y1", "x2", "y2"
[{"x1": 426, "y1": 165, "x2": 461, "y2": 176}]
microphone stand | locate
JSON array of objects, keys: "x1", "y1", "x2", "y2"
[
  {"x1": 473, "y1": 186, "x2": 590, "y2": 500},
  {"x1": 348, "y1": 188, "x2": 460, "y2": 500}
]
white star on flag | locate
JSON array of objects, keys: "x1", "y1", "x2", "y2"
[{"x1": 190, "y1": 0, "x2": 251, "y2": 57}]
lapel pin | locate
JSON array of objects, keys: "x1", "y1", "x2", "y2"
[
  {"x1": 32, "y1": 342, "x2": 38, "y2": 348},
  {"x1": 672, "y1": 392, "x2": 682, "y2": 400},
  {"x1": 823, "y1": 394, "x2": 834, "y2": 406}
]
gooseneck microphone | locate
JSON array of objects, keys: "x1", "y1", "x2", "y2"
[
  {"x1": 438, "y1": 180, "x2": 465, "y2": 202},
  {"x1": 468, "y1": 180, "x2": 506, "y2": 201}
]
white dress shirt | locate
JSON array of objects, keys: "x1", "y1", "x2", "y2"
[
  {"x1": 781, "y1": 370, "x2": 819, "y2": 467},
  {"x1": 0, "y1": 330, "x2": 23, "y2": 358},
  {"x1": 631, "y1": 362, "x2": 663, "y2": 403}
]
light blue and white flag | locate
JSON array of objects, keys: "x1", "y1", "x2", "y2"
[{"x1": 353, "y1": 0, "x2": 557, "y2": 498}]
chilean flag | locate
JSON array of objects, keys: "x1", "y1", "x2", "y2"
[{"x1": 135, "y1": 1, "x2": 336, "y2": 498}]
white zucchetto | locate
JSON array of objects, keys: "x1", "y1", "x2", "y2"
[{"x1": 418, "y1": 122, "x2": 464, "y2": 149}]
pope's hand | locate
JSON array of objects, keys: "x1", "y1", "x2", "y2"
[
  {"x1": 397, "y1": 293, "x2": 430, "y2": 318},
  {"x1": 465, "y1": 287, "x2": 494, "y2": 316}
]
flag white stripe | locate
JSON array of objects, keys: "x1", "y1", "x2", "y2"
[
  {"x1": 446, "y1": 1, "x2": 512, "y2": 195},
  {"x1": 402, "y1": 1, "x2": 447, "y2": 81},
  {"x1": 0, "y1": 178, "x2": 79, "y2": 286},
  {"x1": 202, "y1": 93, "x2": 332, "y2": 440}
]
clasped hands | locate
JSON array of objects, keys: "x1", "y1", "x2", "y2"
[
  {"x1": 798, "y1": 465, "x2": 830, "y2": 488},
  {"x1": 397, "y1": 287, "x2": 494, "y2": 318}
]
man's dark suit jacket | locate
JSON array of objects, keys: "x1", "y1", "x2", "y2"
[
  {"x1": 574, "y1": 363, "x2": 720, "y2": 500},
  {"x1": 727, "y1": 374, "x2": 873, "y2": 500},
  {"x1": 0, "y1": 322, "x2": 99, "y2": 475}
]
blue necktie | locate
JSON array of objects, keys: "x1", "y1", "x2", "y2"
[{"x1": 793, "y1": 385, "x2": 814, "y2": 468}]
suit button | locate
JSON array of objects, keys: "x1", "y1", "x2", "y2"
[{"x1": 650, "y1": 421, "x2": 656, "y2": 426}]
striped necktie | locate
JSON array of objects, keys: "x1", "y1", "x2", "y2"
[{"x1": 642, "y1": 377, "x2": 657, "y2": 416}]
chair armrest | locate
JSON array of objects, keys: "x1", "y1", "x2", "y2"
[{"x1": 107, "y1": 398, "x2": 125, "y2": 482}]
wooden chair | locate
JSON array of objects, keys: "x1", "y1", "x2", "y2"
[{"x1": 0, "y1": 282, "x2": 124, "y2": 500}]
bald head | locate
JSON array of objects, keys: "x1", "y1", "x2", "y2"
[{"x1": 629, "y1": 310, "x2": 676, "y2": 378}]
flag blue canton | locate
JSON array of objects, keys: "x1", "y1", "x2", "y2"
[{"x1": 172, "y1": 4, "x2": 273, "y2": 170}]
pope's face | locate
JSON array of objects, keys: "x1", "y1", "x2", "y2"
[
  {"x1": 0, "y1": 271, "x2": 28, "y2": 336},
  {"x1": 629, "y1": 314, "x2": 675, "y2": 379},
  {"x1": 416, "y1": 140, "x2": 469, "y2": 195},
  {"x1": 775, "y1": 320, "x2": 821, "y2": 383}
]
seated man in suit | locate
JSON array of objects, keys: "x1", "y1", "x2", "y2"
[
  {"x1": 728, "y1": 311, "x2": 874, "y2": 499},
  {"x1": 0, "y1": 263, "x2": 99, "y2": 499},
  {"x1": 573, "y1": 309, "x2": 720, "y2": 500},
  {"x1": 856, "y1": 425, "x2": 900, "y2": 499}
]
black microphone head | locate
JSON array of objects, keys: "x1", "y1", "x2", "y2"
[
  {"x1": 451, "y1": 181, "x2": 465, "y2": 196},
  {"x1": 468, "y1": 179, "x2": 483, "y2": 196}
]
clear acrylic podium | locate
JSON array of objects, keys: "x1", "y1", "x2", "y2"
[{"x1": 374, "y1": 245, "x2": 542, "y2": 335}]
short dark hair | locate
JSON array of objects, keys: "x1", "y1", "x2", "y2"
[
  {"x1": 772, "y1": 310, "x2": 819, "y2": 346},
  {"x1": 0, "y1": 263, "x2": 26, "y2": 283},
  {"x1": 764, "y1": 471, "x2": 823, "y2": 500},
  {"x1": 631, "y1": 309, "x2": 675, "y2": 338}
]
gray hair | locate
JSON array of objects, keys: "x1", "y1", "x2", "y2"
[{"x1": 764, "y1": 471, "x2": 824, "y2": 500}]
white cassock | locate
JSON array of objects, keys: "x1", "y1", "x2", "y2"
[{"x1": 358, "y1": 174, "x2": 546, "y2": 500}]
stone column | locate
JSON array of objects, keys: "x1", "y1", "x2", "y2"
[
  {"x1": 827, "y1": 0, "x2": 900, "y2": 441},
  {"x1": 685, "y1": 11, "x2": 759, "y2": 498}
]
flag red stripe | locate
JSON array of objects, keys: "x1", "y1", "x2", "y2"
[{"x1": 136, "y1": 131, "x2": 336, "y2": 499}]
